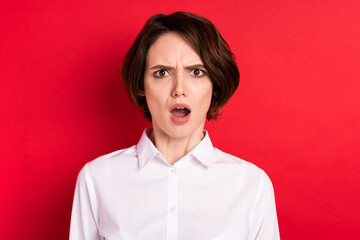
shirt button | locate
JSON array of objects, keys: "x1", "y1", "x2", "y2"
[
  {"x1": 169, "y1": 207, "x2": 176, "y2": 212},
  {"x1": 170, "y1": 168, "x2": 177, "y2": 174}
]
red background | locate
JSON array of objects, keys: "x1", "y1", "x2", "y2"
[{"x1": 1, "y1": 0, "x2": 360, "y2": 239}]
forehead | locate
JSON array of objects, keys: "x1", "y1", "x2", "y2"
[{"x1": 146, "y1": 32, "x2": 203, "y2": 66}]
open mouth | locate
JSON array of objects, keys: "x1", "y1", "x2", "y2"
[{"x1": 171, "y1": 107, "x2": 191, "y2": 117}]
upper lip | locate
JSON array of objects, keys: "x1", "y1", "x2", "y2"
[{"x1": 170, "y1": 103, "x2": 191, "y2": 112}]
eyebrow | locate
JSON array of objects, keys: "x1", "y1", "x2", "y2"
[{"x1": 149, "y1": 64, "x2": 206, "y2": 70}]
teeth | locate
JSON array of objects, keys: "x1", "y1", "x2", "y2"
[{"x1": 176, "y1": 107, "x2": 185, "y2": 110}]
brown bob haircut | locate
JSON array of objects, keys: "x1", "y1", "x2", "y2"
[{"x1": 121, "y1": 11, "x2": 239, "y2": 121}]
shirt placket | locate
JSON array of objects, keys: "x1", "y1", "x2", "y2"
[{"x1": 166, "y1": 166, "x2": 178, "y2": 240}]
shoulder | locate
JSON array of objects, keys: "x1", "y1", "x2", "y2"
[
  {"x1": 213, "y1": 148, "x2": 273, "y2": 187},
  {"x1": 213, "y1": 148, "x2": 262, "y2": 171},
  {"x1": 80, "y1": 145, "x2": 138, "y2": 179}
]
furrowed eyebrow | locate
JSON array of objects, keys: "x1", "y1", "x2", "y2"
[
  {"x1": 149, "y1": 64, "x2": 206, "y2": 70},
  {"x1": 184, "y1": 64, "x2": 206, "y2": 70},
  {"x1": 150, "y1": 65, "x2": 174, "y2": 70}
]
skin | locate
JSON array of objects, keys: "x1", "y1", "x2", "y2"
[{"x1": 144, "y1": 32, "x2": 213, "y2": 165}]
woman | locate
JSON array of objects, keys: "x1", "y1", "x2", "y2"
[{"x1": 70, "y1": 12, "x2": 280, "y2": 240}]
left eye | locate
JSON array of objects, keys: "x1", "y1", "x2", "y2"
[
  {"x1": 153, "y1": 69, "x2": 169, "y2": 78},
  {"x1": 190, "y1": 69, "x2": 205, "y2": 77}
]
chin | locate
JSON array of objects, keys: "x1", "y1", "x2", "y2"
[
  {"x1": 169, "y1": 122, "x2": 205, "y2": 139},
  {"x1": 167, "y1": 126, "x2": 194, "y2": 138},
  {"x1": 153, "y1": 117, "x2": 204, "y2": 139}
]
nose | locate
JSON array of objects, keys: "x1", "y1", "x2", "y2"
[{"x1": 171, "y1": 73, "x2": 187, "y2": 97}]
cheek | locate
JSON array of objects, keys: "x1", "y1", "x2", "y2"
[
  {"x1": 196, "y1": 85, "x2": 213, "y2": 115},
  {"x1": 145, "y1": 92, "x2": 158, "y2": 111},
  {"x1": 144, "y1": 80, "x2": 156, "y2": 106},
  {"x1": 145, "y1": 86, "x2": 167, "y2": 117},
  {"x1": 202, "y1": 84, "x2": 213, "y2": 105}
]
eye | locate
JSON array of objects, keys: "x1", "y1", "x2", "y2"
[
  {"x1": 153, "y1": 69, "x2": 169, "y2": 78},
  {"x1": 190, "y1": 69, "x2": 205, "y2": 77}
]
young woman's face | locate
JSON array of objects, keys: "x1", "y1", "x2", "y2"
[{"x1": 144, "y1": 32, "x2": 213, "y2": 139}]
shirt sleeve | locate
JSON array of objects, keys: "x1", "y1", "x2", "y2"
[
  {"x1": 248, "y1": 172, "x2": 280, "y2": 240},
  {"x1": 69, "y1": 164, "x2": 101, "y2": 240}
]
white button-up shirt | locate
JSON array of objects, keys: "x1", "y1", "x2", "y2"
[{"x1": 70, "y1": 128, "x2": 280, "y2": 240}]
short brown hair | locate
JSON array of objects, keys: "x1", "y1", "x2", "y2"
[{"x1": 121, "y1": 11, "x2": 239, "y2": 121}]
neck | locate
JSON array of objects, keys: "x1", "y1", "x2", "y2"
[{"x1": 149, "y1": 126, "x2": 204, "y2": 165}]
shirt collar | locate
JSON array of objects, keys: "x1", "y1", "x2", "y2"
[
  {"x1": 137, "y1": 128, "x2": 158, "y2": 169},
  {"x1": 186, "y1": 130, "x2": 214, "y2": 168},
  {"x1": 136, "y1": 128, "x2": 214, "y2": 169}
]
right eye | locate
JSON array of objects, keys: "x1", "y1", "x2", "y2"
[{"x1": 153, "y1": 69, "x2": 169, "y2": 78}]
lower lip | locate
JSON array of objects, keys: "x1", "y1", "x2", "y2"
[{"x1": 170, "y1": 112, "x2": 191, "y2": 124}]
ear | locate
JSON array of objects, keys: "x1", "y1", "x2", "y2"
[{"x1": 138, "y1": 89, "x2": 145, "y2": 96}]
